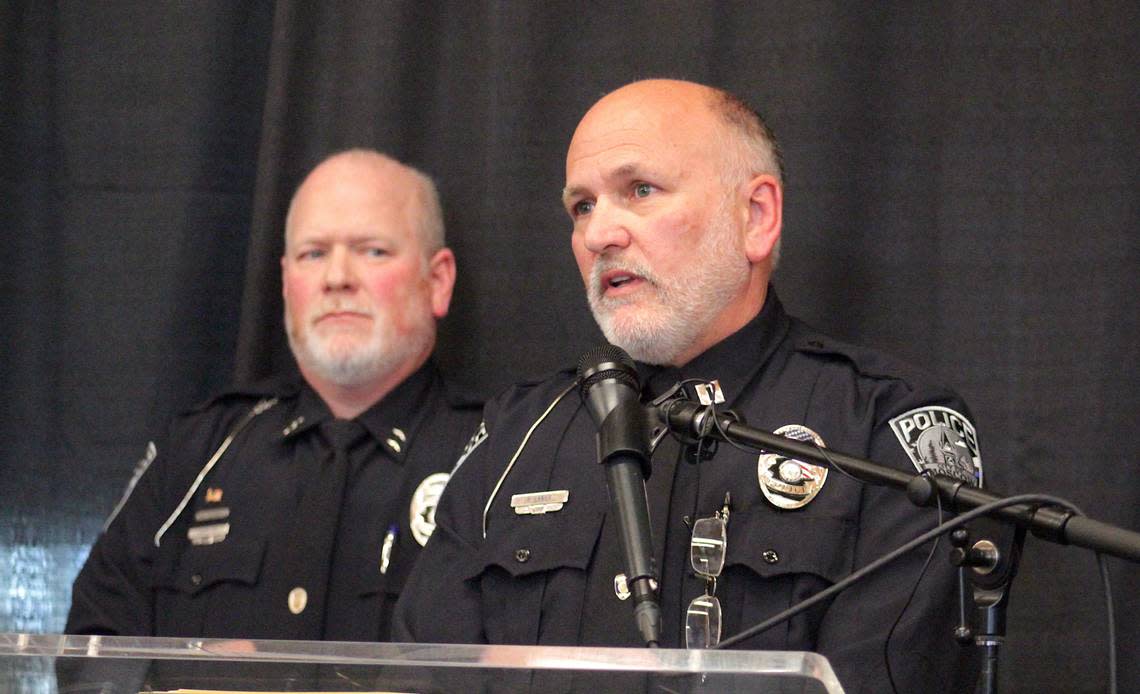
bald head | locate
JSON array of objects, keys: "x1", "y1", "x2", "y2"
[
  {"x1": 285, "y1": 149, "x2": 445, "y2": 260},
  {"x1": 564, "y1": 79, "x2": 784, "y2": 366},
  {"x1": 570, "y1": 79, "x2": 782, "y2": 190}
]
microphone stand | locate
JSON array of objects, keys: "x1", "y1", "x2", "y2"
[
  {"x1": 949, "y1": 522, "x2": 1026, "y2": 694},
  {"x1": 656, "y1": 399, "x2": 1140, "y2": 692}
]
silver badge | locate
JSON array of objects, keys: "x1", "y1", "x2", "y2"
[
  {"x1": 510, "y1": 490, "x2": 570, "y2": 515},
  {"x1": 757, "y1": 425, "x2": 829, "y2": 510},
  {"x1": 889, "y1": 406, "x2": 982, "y2": 486},
  {"x1": 409, "y1": 472, "x2": 450, "y2": 546}
]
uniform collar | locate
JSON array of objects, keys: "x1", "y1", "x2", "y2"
[
  {"x1": 639, "y1": 286, "x2": 791, "y2": 407},
  {"x1": 279, "y1": 362, "x2": 439, "y2": 464}
]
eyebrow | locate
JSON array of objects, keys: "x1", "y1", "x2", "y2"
[{"x1": 561, "y1": 162, "x2": 645, "y2": 206}]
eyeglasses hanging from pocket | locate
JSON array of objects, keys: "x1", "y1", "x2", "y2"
[{"x1": 686, "y1": 492, "x2": 731, "y2": 649}]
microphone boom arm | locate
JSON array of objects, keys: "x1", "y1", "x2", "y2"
[{"x1": 658, "y1": 400, "x2": 1140, "y2": 563}]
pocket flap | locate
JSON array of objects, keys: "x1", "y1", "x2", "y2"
[
  {"x1": 469, "y1": 509, "x2": 605, "y2": 580},
  {"x1": 155, "y1": 538, "x2": 266, "y2": 596},
  {"x1": 725, "y1": 510, "x2": 855, "y2": 583}
]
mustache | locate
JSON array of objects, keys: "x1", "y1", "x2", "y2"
[
  {"x1": 589, "y1": 256, "x2": 658, "y2": 296},
  {"x1": 310, "y1": 302, "x2": 374, "y2": 320}
]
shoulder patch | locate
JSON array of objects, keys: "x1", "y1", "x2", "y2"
[
  {"x1": 451, "y1": 420, "x2": 488, "y2": 474},
  {"x1": 889, "y1": 406, "x2": 982, "y2": 486},
  {"x1": 410, "y1": 472, "x2": 452, "y2": 546},
  {"x1": 103, "y1": 441, "x2": 158, "y2": 532}
]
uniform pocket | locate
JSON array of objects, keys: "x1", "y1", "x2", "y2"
[
  {"x1": 154, "y1": 538, "x2": 266, "y2": 596},
  {"x1": 151, "y1": 538, "x2": 268, "y2": 636},
  {"x1": 719, "y1": 510, "x2": 856, "y2": 649},
  {"x1": 726, "y1": 509, "x2": 855, "y2": 582},
  {"x1": 468, "y1": 509, "x2": 605, "y2": 644}
]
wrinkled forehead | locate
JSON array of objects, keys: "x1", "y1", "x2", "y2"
[{"x1": 566, "y1": 89, "x2": 726, "y2": 181}]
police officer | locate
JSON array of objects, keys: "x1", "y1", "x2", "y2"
[
  {"x1": 395, "y1": 81, "x2": 983, "y2": 693},
  {"x1": 66, "y1": 149, "x2": 482, "y2": 642}
]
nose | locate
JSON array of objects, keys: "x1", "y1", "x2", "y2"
[
  {"x1": 579, "y1": 198, "x2": 632, "y2": 255},
  {"x1": 322, "y1": 245, "x2": 357, "y2": 291}
]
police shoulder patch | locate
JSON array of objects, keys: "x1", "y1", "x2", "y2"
[
  {"x1": 103, "y1": 441, "x2": 158, "y2": 532},
  {"x1": 889, "y1": 406, "x2": 982, "y2": 486},
  {"x1": 451, "y1": 420, "x2": 488, "y2": 474}
]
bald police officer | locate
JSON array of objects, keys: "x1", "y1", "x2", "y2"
[{"x1": 395, "y1": 81, "x2": 982, "y2": 693}]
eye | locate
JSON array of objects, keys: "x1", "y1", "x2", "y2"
[
  {"x1": 571, "y1": 199, "x2": 595, "y2": 217},
  {"x1": 633, "y1": 182, "x2": 654, "y2": 198},
  {"x1": 362, "y1": 246, "x2": 389, "y2": 258},
  {"x1": 298, "y1": 248, "x2": 325, "y2": 261}
]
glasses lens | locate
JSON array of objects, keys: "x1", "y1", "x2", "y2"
[
  {"x1": 690, "y1": 516, "x2": 727, "y2": 577},
  {"x1": 686, "y1": 594, "x2": 722, "y2": 649}
]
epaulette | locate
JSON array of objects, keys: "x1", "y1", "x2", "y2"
[
  {"x1": 181, "y1": 377, "x2": 301, "y2": 415},
  {"x1": 439, "y1": 377, "x2": 487, "y2": 410},
  {"x1": 486, "y1": 366, "x2": 577, "y2": 400},
  {"x1": 791, "y1": 327, "x2": 942, "y2": 392}
]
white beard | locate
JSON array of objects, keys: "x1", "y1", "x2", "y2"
[
  {"x1": 286, "y1": 302, "x2": 433, "y2": 388},
  {"x1": 587, "y1": 207, "x2": 750, "y2": 365}
]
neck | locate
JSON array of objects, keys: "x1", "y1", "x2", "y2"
[
  {"x1": 670, "y1": 272, "x2": 768, "y2": 367},
  {"x1": 303, "y1": 350, "x2": 430, "y2": 420}
]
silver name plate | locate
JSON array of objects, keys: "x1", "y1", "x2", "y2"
[{"x1": 510, "y1": 490, "x2": 569, "y2": 515}]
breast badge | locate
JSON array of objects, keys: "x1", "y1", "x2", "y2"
[
  {"x1": 889, "y1": 406, "x2": 983, "y2": 486},
  {"x1": 757, "y1": 425, "x2": 829, "y2": 510},
  {"x1": 409, "y1": 472, "x2": 451, "y2": 546}
]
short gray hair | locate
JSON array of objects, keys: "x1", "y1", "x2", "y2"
[
  {"x1": 707, "y1": 89, "x2": 785, "y2": 268},
  {"x1": 286, "y1": 148, "x2": 446, "y2": 258}
]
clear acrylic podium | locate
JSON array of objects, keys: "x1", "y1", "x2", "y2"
[{"x1": 2, "y1": 633, "x2": 844, "y2": 693}]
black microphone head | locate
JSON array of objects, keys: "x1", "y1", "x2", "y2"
[
  {"x1": 577, "y1": 343, "x2": 638, "y2": 390},
  {"x1": 577, "y1": 344, "x2": 640, "y2": 426}
]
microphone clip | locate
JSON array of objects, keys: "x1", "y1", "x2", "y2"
[
  {"x1": 649, "y1": 380, "x2": 740, "y2": 464},
  {"x1": 596, "y1": 396, "x2": 653, "y2": 479}
]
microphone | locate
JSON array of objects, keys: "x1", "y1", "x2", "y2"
[{"x1": 577, "y1": 345, "x2": 661, "y2": 647}]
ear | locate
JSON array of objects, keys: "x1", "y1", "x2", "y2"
[
  {"x1": 426, "y1": 247, "x2": 457, "y2": 318},
  {"x1": 742, "y1": 174, "x2": 782, "y2": 265}
]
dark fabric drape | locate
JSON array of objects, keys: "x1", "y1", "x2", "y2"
[{"x1": 2, "y1": 3, "x2": 1136, "y2": 692}]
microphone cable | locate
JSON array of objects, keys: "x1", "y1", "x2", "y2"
[
  {"x1": 658, "y1": 386, "x2": 1115, "y2": 693},
  {"x1": 715, "y1": 492, "x2": 1115, "y2": 694}
]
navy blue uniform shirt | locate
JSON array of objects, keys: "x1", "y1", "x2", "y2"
[
  {"x1": 67, "y1": 361, "x2": 482, "y2": 642},
  {"x1": 395, "y1": 292, "x2": 982, "y2": 694}
]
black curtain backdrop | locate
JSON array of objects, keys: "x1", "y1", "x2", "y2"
[{"x1": 2, "y1": 3, "x2": 1136, "y2": 692}]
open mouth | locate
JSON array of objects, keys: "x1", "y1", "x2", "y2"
[{"x1": 600, "y1": 270, "x2": 645, "y2": 295}]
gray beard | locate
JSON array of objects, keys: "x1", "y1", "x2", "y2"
[{"x1": 587, "y1": 215, "x2": 749, "y2": 365}]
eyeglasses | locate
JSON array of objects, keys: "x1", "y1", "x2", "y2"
[{"x1": 686, "y1": 493, "x2": 730, "y2": 649}]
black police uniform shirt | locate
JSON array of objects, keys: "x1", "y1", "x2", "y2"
[
  {"x1": 66, "y1": 361, "x2": 482, "y2": 642},
  {"x1": 394, "y1": 291, "x2": 984, "y2": 693}
]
